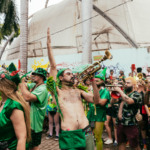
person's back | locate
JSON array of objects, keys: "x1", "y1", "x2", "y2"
[
  {"x1": 28, "y1": 83, "x2": 48, "y2": 132},
  {"x1": 20, "y1": 67, "x2": 48, "y2": 150},
  {"x1": 0, "y1": 63, "x2": 31, "y2": 150}
]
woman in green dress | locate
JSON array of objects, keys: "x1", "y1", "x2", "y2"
[{"x1": 0, "y1": 63, "x2": 31, "y2": 150}]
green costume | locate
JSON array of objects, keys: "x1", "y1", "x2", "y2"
[
  {"x1": 59, "y1": 129, "x2": 86, "y2": 150},
  {"x1": 87, "y1": 88, "x2": 110, "y2": 122},
  {"x1": 0, "y1": 63, "x2": 29, "y2": 150},
  {"x1": 27, "y1": 83, "x2": 48, "y2": 132},
  {"x1": 59, "y1": 128, "x2": 94, "y2": 150},
  {"x1": 87, "y1": 103, "x2": 95, "y2": 121},
  {"x1": 88, "y1": 67, "x2": 110, "y2": 122},
  {"x1": 0, "y1": 98, "x2": 28, "y2": 150},
  {"x1": 46, "y1": 94, "x2": 57, "y2": 112}
]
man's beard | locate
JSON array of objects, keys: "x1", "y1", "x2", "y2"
[
  {"x1": 62, "y1": 77, "x2": 75, "y2": 87},
  {"x1": 124, "y1": 86, "x2": 133, "y2": 93}
]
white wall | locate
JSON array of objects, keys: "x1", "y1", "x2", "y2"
[{"x1": 1, "y1": 48, "x2": 149, "y2": 78}]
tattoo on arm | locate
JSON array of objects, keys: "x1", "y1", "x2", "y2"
[{"x1": 124, "y1": 94, "x2": 129, "y2": 100}]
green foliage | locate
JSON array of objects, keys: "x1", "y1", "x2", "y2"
[
  {"x1": 47, "y1": 76, "x2": 63, "y2": 120},
  {"x1": 77, "y1": 83, "x2": 88, "y2": 93},
  {"x1": 0, "y1": 0, "x2": 20, "y2": 43}
]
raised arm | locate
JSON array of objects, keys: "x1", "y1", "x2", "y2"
[
  {"x1": 81, "y1": 90, "x2": 94, "y2": 103},
  {"x1": 91, "y1": 79, "x2": 108, "y2": 106},
  {"x1": 47, "y1": 28, "x2": 57, "y2": 80}
]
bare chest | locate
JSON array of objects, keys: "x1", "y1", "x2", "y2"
[{"x1": 61, "y1": 89, "x2": 81, "y2": 103}]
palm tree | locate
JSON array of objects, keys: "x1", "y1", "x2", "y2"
[
  {"x1": 0, "y1": 0, "x2": 19, "y2": 43},
  {"x1": 0, "y1": 31, "x2": 15, "y2": 59},
  {"x1": 20, "y1": 0, "x2": 28, "y2": 72},
  {"x1": 0, "y1": 0, "x2": 20, "y2": 59}
]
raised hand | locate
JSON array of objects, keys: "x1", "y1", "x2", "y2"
[{"x1": 47, "y1": 27, "x2": 51, "y2": 46}]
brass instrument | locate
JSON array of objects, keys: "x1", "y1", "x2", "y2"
[
  {"x1": 78, "y1": 50, "x2": 112, "y2": 82},
  {"x1": 105, "y1": 84, "x2": 123, "y2": 87},
  {"x1": 137, "y1": 73, "x2": 143, "y2": 79}
]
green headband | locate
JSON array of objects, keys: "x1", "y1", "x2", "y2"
[{"x1": 57, "y1": 68, "x2": 68, "y2": 78}]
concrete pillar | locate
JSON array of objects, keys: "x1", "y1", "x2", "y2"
[{"x1": 81, "y1": 0, "x2": 93, "y2": 64}]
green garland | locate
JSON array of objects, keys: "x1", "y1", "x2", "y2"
[
  {"x1": 46, "y1": 76, "x2": 63, "y2": 120},
  {"x1": 77, "y1": 83, "x2": 88, "y2": 93},
  {"x1": 77, "y1": 83, "x2": 89, "y2": 114}
]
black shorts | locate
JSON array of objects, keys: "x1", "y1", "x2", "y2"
[
  {"x1": 49, "y1": 111, "x2": 57, "y2": 116},
  {"x1": 29, "y1": 130, "x2": 42, "y2": 148},
  {"x1": 106, "y1": 107, "x2": 118, "y2": 118},
  {"x1": 140, "y1": 114, "x2": 148, "y2": 131}
]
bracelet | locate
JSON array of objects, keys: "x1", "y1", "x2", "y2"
[{"x1": 90, "y1": 78, "x2": 95, "y2": 82}]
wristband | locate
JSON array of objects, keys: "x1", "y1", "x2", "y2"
[{"x1": 90, "y1": 78, "x2": 95, "y2": 82}]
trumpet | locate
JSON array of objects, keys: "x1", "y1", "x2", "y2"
[
  {"x1": 105, "y1": 84, "x2": 123, "y2": 87},
  {"x1": 77, "y1": 50, "x2": 112, "y2": 82}
]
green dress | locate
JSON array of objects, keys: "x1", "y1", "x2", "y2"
[
  {"x1": 0, "y1": 98, "x2": 25, "y2": 150},
  {"x1": 87, "y1": 88, "x2": 111, "y2": 122}
]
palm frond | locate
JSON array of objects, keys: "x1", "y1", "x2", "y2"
[{"x1": 0, "y1": 0, "x2": 20, "y2": 43}]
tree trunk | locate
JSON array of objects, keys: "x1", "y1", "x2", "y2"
[
  {"x1": 45, "y1": 0, "x2": 49, "y2": 8},
  {"x1": 0, "y1": 32, "x2": 15, "y2": 60},
  {"x1": 20, "y1": 0, "x2": 28, "y2": 72}
]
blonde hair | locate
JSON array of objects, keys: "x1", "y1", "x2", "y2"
[
  {"x1": 125, "y1": 77, "x2": 137, "y2": 85},
  {"x1": 0, "y1": 78, "x2": 31, "y2": 142}
]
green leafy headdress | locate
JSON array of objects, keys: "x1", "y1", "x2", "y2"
[
  {"x1": 0, "y1": 63, "x2": 21, "y2": 86},
  {"x1": 57, "y1": 68, "x2": 68, "y2": 78}
]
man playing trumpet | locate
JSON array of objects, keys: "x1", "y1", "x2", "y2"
[
  {"x1": 47, "y1": 28, "x2": 98, "y2": 150},
  {"x1": 114, "y1": 77, "x2": 142, "y2": 150}
]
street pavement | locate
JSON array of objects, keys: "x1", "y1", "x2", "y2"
[{"x1": 39, "y1": 133, "x2": 132, "y2": 150}]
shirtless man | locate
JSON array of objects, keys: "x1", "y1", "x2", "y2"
[{"x1": 47, "y1": 28, "x2": 96, "y2": 150}]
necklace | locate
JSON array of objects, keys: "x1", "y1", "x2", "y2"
[
  {"x1": 0, "y1": 101, "x2": 6, "y2": 107},
  {"x1": 1, "y1": 101, "x2": 6, "y2": 104},
  {"x1": 30, "y1": 83, "x2": 44, "y2": 92}
]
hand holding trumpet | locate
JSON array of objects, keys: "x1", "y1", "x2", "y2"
[{"x1": 111, "y1": 86, "x2": 123, "y2": 93}]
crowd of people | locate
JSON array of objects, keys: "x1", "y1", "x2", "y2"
[{"x1": 0, "y1": 27, "x2": 150, "y2": 150}]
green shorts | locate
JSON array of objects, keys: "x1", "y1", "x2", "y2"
[
  {"x1": 29, "y1": 130, "x2": 42, "y2": 148},
  {"x1": 60, "y1": 126, "x2": 95, "y2": 150}
]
